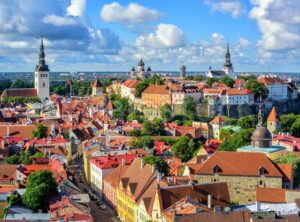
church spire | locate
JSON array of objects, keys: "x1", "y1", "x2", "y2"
[
  {"x1": 35, "y1": 36, "x2": 49, "y2": 72},
  {"x1": 224, "y1": 43, "x2": 232, "y2": 69}
]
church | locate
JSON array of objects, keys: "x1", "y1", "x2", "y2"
[
  {"x1": 1, "y1": 37, "x2": 50, "y2": 102},
  {"x1": 206, "y1": 44, "x2": 234, "y2": 78}
]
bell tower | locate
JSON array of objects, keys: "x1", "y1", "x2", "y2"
[{"x1": 35, "y1": 36, "x2": 50, "y2": 102}]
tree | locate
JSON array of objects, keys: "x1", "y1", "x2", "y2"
[
  {"x1": 206, "y1": 78, "x2": 218, "y2": 86},
  {"x1": 23, "y1": 170, "x2": 57, "y2": 211},
  {"x1": 19, "y1": 151, "x2": 32, "y2": 164},
  {"x1": 220, "y1": 76, "x2": 235, "y2": 87},
  {"x1": 113, "y1": 97, "x2": 131, "y2": 120},
  {"x1": 31, "y1": 124, "x2": 48, "y2": 139},
  {"x1": 171, "y1": 136, "x2": 201, "y2": 162},
  {"x1": 280, "y1": 114, "x2": 299, "y2": 133},
  {"x1": 183, "y1": 96, "x2": 197, "y2": 120},
  {"x1": 7, "y1": 193, "x2": 22, "y2": 206},
  {"x1": 52, "y1": 85, "x2": 67, "y2": 95},
  {"x1": 72, "y1": 80, "x2": 92, "y2": 96},
  {"x1": 11, "y1": 79, "x2": 33, "y2": 88},
  {"x1": 219, "y1": 128, "x2": 234, "y2": 141},
  {"x1": 219, "y1": 128, "x2": 254, "y2": 151},
  {"x1": 5, "y1": 155, "x2": 20, "y2": 164},
  {"x1": 277, "y1": 154, "x2": 300, "y2": 187},
  {"x1": 140, "y1": 136, "x2": 154, "y2": 148},
  {"x1": 160, "y1": 104, "x2": 172, "y2": 122},
  {"x1": 127, "y1": 110, "x2": 145, "y2": 123},
  {"x1": 135, "y1": 81, "x2": 149, "y2": 98},
  {"x1": 237, "y1": 115, "x2": 258, "y2": 129},
  {"x1": 141, "y1": 119, "x2": 164, "y2": 136},
  {"x1": 244, "y1": 79, "x2": 268, "y2": 100},
  {"x1": 143, "y1": 156, "x2": 169, "y2": 175},
  {"x1": 128, "y1": 129, "x2": 141, "y2": 137},
  {"x1": 237, "y1": 75, "x2": 256, "y2": 81},
  {"x1": 291, "y1": 118, "x2": 300, "y2": 137}
]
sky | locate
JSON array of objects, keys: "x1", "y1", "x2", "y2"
[{"x1": 0, "y1": 0, "x2": 299, "y2": 72}]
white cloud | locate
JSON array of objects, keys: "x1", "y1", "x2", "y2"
[
  {"x1": 204, "y1": 0, "x2": 245, "y2": 18},
  {"x1": 43, "y1": 15, "x2": 77, "y2": 26},
  {"x1": 100, "y1": 2, "x2": 161, "y2": 24},
  {"x1": 249, "y1": 0, "x2": 300, "y2": 52},
  {"x1": 135, "y1": 24, "x2": 186, "y2": 48},
  {"x1": 67, "y1": 0, "x2": 86, "y2": 17},
  {"x1": 239, "y1": 37, "x2": 250, "y2": 48}
]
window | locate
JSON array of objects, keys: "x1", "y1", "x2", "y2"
[
  {"x1": 42, "y1": 82, "x2": 46, "y2": 87},
  {"x1": 259, "y1": 167, "x2": 268, "y2": 176},
  {"x1": 213, "y1": 165, "x2": 222, "y2": 174}
]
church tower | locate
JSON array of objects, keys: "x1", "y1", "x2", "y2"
[
  {"x1": 267, "y1": 107, "x2": 281, "y2": 133},
  {"x1": 223, "y1": 43, "x2": 234, "y2": 78},
  {"x1": 35, "y1": 37, "x2": 50, "y2": 102}
]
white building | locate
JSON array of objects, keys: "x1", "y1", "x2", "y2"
[
  {"x1": 257, "y1": 76, "x2": 290, "y2": 100},
  {"x1": 171, "y1": 84, "x2": 202, "y2": 105},
  {"x1": 221, "y1": 88, "x2": 254, "y2": 105},
  {"x1": 120, "y1": 79, "x2": 139, "y2": 101}
]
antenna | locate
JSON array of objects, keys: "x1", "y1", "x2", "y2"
[{"x1": 258, "y1": 93, "x2": 263, "y2": 126}]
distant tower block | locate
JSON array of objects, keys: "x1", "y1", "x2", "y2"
[{"x1": 179, "y1": 63, "x2": 186, "y2": 78}]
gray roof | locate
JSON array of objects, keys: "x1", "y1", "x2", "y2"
[{"x1": 210, "y1": 70, "x2": 226, "y2": 76}]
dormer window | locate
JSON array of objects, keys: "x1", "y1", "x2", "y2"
[
  {"x1": 259, "y1": 167, "x2": 268, "y2": 176},
  {"x1": 213, "y1": 165, "x2": 222, "y2": 174}
]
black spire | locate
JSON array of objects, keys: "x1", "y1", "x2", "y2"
[
  {"x1": 35, "y1": 36, "x2": 49, "y2": 72},
  {"x1": 224, "y1": 43, "x2": 232, "y2": 69}
]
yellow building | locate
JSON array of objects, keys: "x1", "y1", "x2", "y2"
[
  {"x1": 142, "y1": 85, "x2": 172, "y2": 108},
  {"x1": 116, "y1": 158, "x2": 156, "y2": 222}
]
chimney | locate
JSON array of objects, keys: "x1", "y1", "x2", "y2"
[
  {"x1": 121, "y1": 158, "x2": 126, "y2": 166},
  {"x1": 207, "y1": 194, "x2": 212, "y2": 209},
  {"x1": 140, "y1": 159, "x2": 144, "y2": 169},
  {"x1": 152, "y1": 165, "x2": 156, "y2": 173},
  {"x1": 256, "y1": 201, "x2": 261, "y2": 211}
]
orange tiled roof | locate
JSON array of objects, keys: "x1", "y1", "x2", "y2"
[
  {"x1": 226, "y1": 88, "x2": 252, "y2": 95},
  {"x1": 276, "y1": 163, "x2": 293, "y2": 184},
  {"x1": 258, "y1": 76, "x2": 286, "y2": 85},
  {"x1": 256, "y1": 187, "x2": 286, "y2": 203},
  {"x1": 195, "y1": 151, "x2": 283, "y2": 177},
  {"x1": 143, "y1": 84, "x2": 170, "y2": 95},
  {"x1": 267, "y1": 107, "x2": 279, "y2": 122},
  {"x1": 210, "y1": 116, "x2": 227, "y2": 125},
  {"x1": 122, "y1": 79, "x2": 139, "y2": 88}
]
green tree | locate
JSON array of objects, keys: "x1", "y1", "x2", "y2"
[
  {"x1": 72, "y1": 80, "x2": 92, "y2": 96},
  {"x1": 219, "y1": 128, "x2": 254, "y2": 151},
  {"x1": 31, "y1": 124, "x2": 48, "y2": 139},
  {"x1": 19, "y1": 151, "x2": 32, "y2": 164},
  {"x1": 277, "y1": 154, "x2": 300, "y2": 187},
  {"x1": 291, "y1": 118, "x2": 300, "y2": 137},
  {"x1": 220, "y1": 76, "x2": 235, "y2": 87},
  {"x1": 280, "y1": 114, "x2": 298, "y2": 133},
  {"x1": 11, "y1": 79, "x2": 33, "y2": 88},
  {"x1": 244, "y1": 79, "x2": 268, "y2": 100},
  {"x1": 113, "y1": 97, "x2": 131, "y2": 120},
  {"x1": 237, "y1": 115, "x2": 258, "y2": 129},
  {"x1": 143, "y1": 156, "x2": 169, "y2": 175},
  {"x1": 5, "y1": 155, "x2": 20, "y2": 164},
  {"x1": 237, "y1": 75, "x2": 256, "y2": 81},
  {"x1": 128, "y1": 129, "x2": 141, "y2": 137},
  {"x1": 160, "y1": 104, "x2": 172, "y2": 122},
  {"x1": 148, "y1": 74, "x2": 164, "y2": 85},
  {"x1": 219, "y1": 128, "x2": 234, "y2": 141},
  {"x1": 127, "y1": 110, "x2": 145, "y2": 123},
  {"x1": 23, "y1": 170, "x2": 57, "y2": 211},
  {"x1": 183, "y1": 96, "x2": 197, "y2": 120},
  {"x1": 141, "y1": 119, "x2": 164, "y2": 136},
  {"x1": 171, "y1": 136, "x2": 200, "y2": 162},
  {"x1": 52, "y1": 85, "x2": 67, "y2": 95},
  {"x1": 206, "y1": 78, "x2": 218, "y2": 86},
  {"x1": 7, "y1": 193, "x2": 22, "y2": 206},
  {"x1": 135, "y1": 81, "x2": 149, "y2": 98},
  {"x1": 140, "y1": 136, "x2": 154, "y2": 148}
]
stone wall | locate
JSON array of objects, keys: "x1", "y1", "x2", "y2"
[{"x1": 194, "y1": 174, "x2": 282, "y2": 204}]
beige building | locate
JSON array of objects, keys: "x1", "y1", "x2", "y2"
[{"x1": 191, "y1": 152, "x2": 283, "y2": 204}]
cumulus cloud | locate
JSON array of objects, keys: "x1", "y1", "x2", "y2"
[
  {"x1": 100, "y1": 2, "x2": 161, "y2": 24},
  {"x1": 239, "y1": 37, "x2": 250, "y2": 48},
  {"x1": 249, "y1": 0, "x2": 300, "y2": 51},
  {"x1": 43, "y1": 15, "x2": 77, "y2": 26},
  {"x1": 0, "y1": 0, "x2": 121, "y2": 71},
  {"x1": 204, "y1": 0, "x2": 245, "y2": 18},
  {"x1": 67, "y1": 0, "x2": 86, "y2": 17},
  {"x1": 135, "y1": 24, "x2": 186, "y2": 48}
]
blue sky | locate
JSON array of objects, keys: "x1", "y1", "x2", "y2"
[{"x1": 0, "y1": 0, "x2": 299, "y2": 72}]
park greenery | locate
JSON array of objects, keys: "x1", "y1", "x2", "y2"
[
  {"x1": 130, "y1": 136, "x2": 154, "y2": 149},
  {"x1": 2, "y1": 96, "x2": 41, "y2": 103},
  {"x1": 244, "y1": 79, "x2": 268, "y2": 99},
  {"x1": 219, "y1": 128, "x2": 255, "y2": 151},
  {"x1": 10, "y1": 79, "x2": 34, "y2": 88},
  {"x1": 279, "y1": 113, "x2": 300, "y2": 137},
  {"x1": 23, "y1": 170, "x2": 57, "y2": 211}
]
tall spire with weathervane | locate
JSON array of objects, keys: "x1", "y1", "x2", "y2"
[{"x1": 223, "y1": 43, "x2": 234, "y2": 77}]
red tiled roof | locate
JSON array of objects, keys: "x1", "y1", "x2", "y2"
[
  {"x1": 0, "y1": 124, "x2": 51, "y2": 139},
  {"x1": 276, "y1": 163, "x2": 293, "y2": 184},
  {"x1": 272, "y1": 135, "x2": 300, "y2": 151},
  {"x1": 210, "y1": 116, "x2": 227, "y2": 125},
  {"x1": 195, "y1": 152, "x2": 283, "y2": 177},
  {"x1": 256, "y1": 187, "x2": 286, "y2": 203},
  {"x1": 2, "y1": 88, "x2": 37, "y2": 97},
  {"x1": 225, "y1": 88, "x2": 252, "y2": 95},
  {"x1": 90, "y1": 154, "x2": 137, "y2": 169}
]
